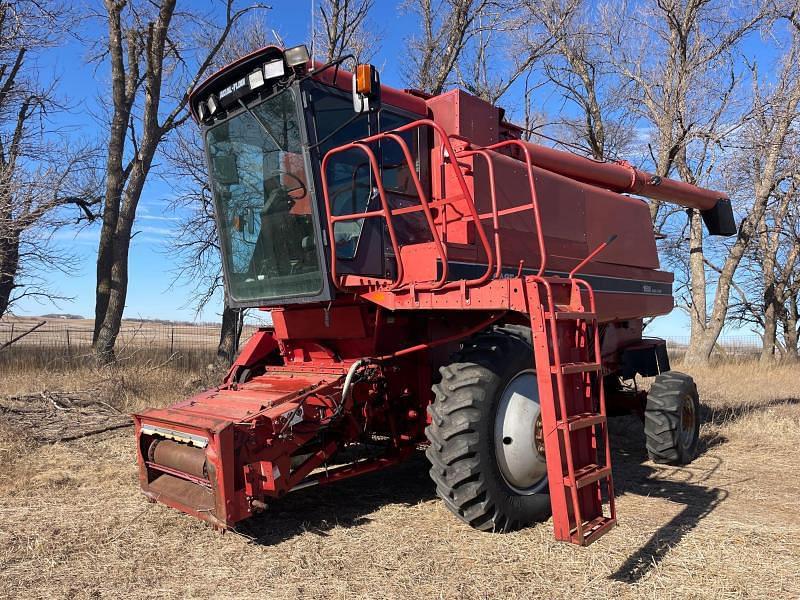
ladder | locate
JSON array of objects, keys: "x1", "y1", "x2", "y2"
[{"x1": 526, "y1": 275, "x2": 616, "y2": 546}]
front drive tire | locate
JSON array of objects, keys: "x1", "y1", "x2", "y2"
[
  {"x1": 425, "y1": 325, "x2": 551, "y2": 533},
  {"x1": 645, "y1": 371, "x2": 700, "y2": 464}
]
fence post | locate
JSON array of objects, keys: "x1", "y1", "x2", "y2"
[
  {"x1": 170, "y1": 327, "x2": 175, "y2": 355},
  {"x1": 65, "y1": 328, "x2": 72, "y2": 359},
  {"x1": 9, "y1": 323, "x2": 14, "y2": 343}
]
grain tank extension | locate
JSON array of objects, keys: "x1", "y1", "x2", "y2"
[{"x1": 133, "y1": 45, "x2": 733, "y2": 545}]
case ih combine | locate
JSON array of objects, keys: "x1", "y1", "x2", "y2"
[{"x1": 133, "y1": 45, "x2": 735, "y2": 545}]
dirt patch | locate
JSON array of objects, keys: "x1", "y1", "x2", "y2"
[{"x1": 0, "y1": 390, "x2": 131, "y2": 444}]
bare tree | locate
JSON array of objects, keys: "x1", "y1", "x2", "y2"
[
  {"x1": 404, "y1": 0, "x2": 503, "y2": 95},
  {"x1": 167, "y1": 122, "x2": 253, "y2": 365},
  {"x1": 731, "y1": 163, "x2": 800, "y2": 361},
  {"x1": 757, "y1": 174, "x2": 800, "y2": 361},
  {"x1": 599, "y1": 0, "x2": 764, "y2": 228},
  {"x1": 313, "y1": 0, "x2": 377, "y2": 63},
  {"x1": 592, "y1": 0, "x2": 769, "y2": 363},
  {"x1": 529, "y1": 0, "x2": 633, "y2": 160},
  {"x1": 165, "y1": 127, "x2": 229, "y2": 359},
  {"x1": 92, "y1": 0, "x2": 266, "y2": 362},
  {"x1": 681, "y1": 17, "x2": 800, "y2": 364},
  {"x1": 0, "y1": 1, "x2": 100, "y2": 319}
]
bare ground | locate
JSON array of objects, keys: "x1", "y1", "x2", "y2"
[{"x1": 0, "y1": 361, "x2": 798, "y2": 599}]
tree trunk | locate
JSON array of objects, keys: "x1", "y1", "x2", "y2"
[
  {"x1": 760, "y1": 297, "x2": 778, "y2": 362},
  {"x1": 0, "y1": 233, "x2": 20, "y2": 319},
  {"x1": 93, "y1": 2, "x2": 132, "y2": 344},
  {"x1": 783, "y1": 295, "x2": 798, "y2": 360},
  {"x1": 682, "y1": 209, "x2": 758, "y2": 365},
  {"x1": 217, "y1": 304, "x2": 239, "y2": 365},
  {"x1": 94, "y1": 148, "x2": 154, "y2": 359},
  {"x1": 686, "y1": 209, "x2": 708, "y2": 362},
  {"x1": 683, "y1": 331, "x2": 718, "y2": 365},
  {"x1": 93, "y1": 226, "x2": 132, "y2": 362},
  {"x1": 758, "y1": 201, "x2": 781, "y2": 362},
  {"x1": 93, "y1": 192, "x2": 121, "y2": 342},
  {"x1": 93, "y1": 0, "x2": 174, "y2": 360}
]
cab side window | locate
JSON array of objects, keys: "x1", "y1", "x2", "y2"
[
  {"x1": 311, "y1": 88, "x2": 372, "y2": 259},
  {"x1": 377, "y1": 111, "x2": 426, "y2": 197},
  {"x1": 378, "y1": 111, "x2": 432, "y2": 245}
]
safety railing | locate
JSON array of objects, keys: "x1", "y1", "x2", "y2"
[
  {"x1": 320, "y1": 119, "x2": 496, "y2": 292},
  {"x1": 320, "y1": 120, "x2": 549, "y2": 293},
  {"x1": 455, "y1": 140, "x2": 548, "y2": 279}
]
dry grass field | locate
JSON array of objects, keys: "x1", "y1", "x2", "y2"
[
  {"x1": 0, "y1": 317, "x2": 259, "y2": 371},
  {"x1": 0, "y1": 357, "x2": 798, "y2": 599}
]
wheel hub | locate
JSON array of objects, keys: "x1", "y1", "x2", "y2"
[
  {"x1": 493, "y1": 370, "x2": 548, "y2": 495},
  {"x1": 679, "y1": 394, "x2": 696, "y2": 450}
]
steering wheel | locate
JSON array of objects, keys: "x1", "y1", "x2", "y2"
[
  {"x1": 268, "y1": 169, "x2": 307, "y2": 200},
  {"x1": 329, "y1": 180, "x2": 372, "y2": 210}
]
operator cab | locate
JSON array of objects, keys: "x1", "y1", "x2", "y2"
[{"x1": 190, "y1": 45, "x2": 429, "y2": 308}]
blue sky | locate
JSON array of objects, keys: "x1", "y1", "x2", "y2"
[
  {"x1": 16, "y1": 1, "x2": 774, "y2": 339},
  {"x1": 20, "y1": 1, "x2": 420, "y2": 324}
]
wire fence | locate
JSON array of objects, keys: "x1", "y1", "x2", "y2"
[
  {"x1": 0, "y1": 318, "x2": 767, "y2": 372},
  {"x1": 660, "y1": 336, "x2": 762, "y2": 348},
  {"x1": 0, "y1": 319, "x2": 259, "y2": 371},
  {"x1": 661, "y1": 336, "x2": 763, "y2": 360}
]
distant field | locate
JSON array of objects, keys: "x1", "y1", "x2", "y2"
[
  {"x1": 0, "y1": 317, "x2": 259, "y2": 370},
  {"x1": 0, "y1": 316, "x2": 242, "y2": 349}
]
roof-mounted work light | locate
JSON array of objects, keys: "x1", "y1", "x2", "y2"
[
  {"x1": 248, "y1": 68, "x2": 265, "y2": 90},
  {"x1": 284, "y1": 44, "x2": 310, "y2": 68},
  {"x1": 207, "y1": 94, "x2": 219, "y2": 115},
  {"x1": 263, "y1": 58, "x2": 285, "y2": 79}
]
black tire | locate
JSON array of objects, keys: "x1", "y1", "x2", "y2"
[
  {"x1": 425, "y1": 324, "x2": 551, "y2": 532},
  {"x1": 645, "y1": 371, "x2": 700, "y2": 464}
]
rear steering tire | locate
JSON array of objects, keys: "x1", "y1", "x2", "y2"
[
  {"x1": 425, "y1": 325, "x2": 551, "y2": 532},
  {"x1": 645, "y1": 371, "x2": 700, "y2": 464}
]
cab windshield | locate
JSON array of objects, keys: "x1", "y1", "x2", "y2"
[{"x1": 207, "y1": 87, "x2": 322, "y2": 303}]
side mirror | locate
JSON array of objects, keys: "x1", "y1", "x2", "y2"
[{"x1": 352, "y1": 64, "x2": 381, "y2": 113}]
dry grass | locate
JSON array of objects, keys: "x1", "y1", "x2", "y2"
[
  {"x1": 0, "y1": 316, "x2": 246, "y2": 372},
  {"x1": 0, "y1": 360, "x2": 798, "y2": 599}
]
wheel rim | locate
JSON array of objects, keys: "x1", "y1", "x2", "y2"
[
  {"x1": 494, "y1": 370, "x2": 548, "y2": 495},
  {"x1": 679, "y1": 394, "x2": 696, "y2": 450}
]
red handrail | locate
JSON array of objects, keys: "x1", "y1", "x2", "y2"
[
  {"x1": 321, "y1": 141, "x2": 405, "y2": 289},
  {"x1": 383, "y1": 132, "x2": 448, "y2": 290},
  {"x1": 320, "y1": 119, "x2": 495, "y2": 292},
  {"x1": 457, "y1": 139, "x2": 548, "y2": 278},
  {"x1": 455, "y1": 149, "x2": 503, "y2": 278}
]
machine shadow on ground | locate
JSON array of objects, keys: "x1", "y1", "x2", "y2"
[
  {"x1": 607, "y1": 414, "x2": 728, "y2": 583},
  {"x1": 607, "y1": 396, "x2": 799, "y2": 583},
  {"x1": 236, "y1": 452, "x2": 437, "y2": 546},
  {"x1": 237, "y1": 398, "x2": 796, "y2": 575}
]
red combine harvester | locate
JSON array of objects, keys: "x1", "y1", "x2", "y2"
[{"x1": 133, "y1": 45, "x2": 735, "y2": 545}]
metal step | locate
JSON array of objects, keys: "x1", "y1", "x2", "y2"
[
  {"x1": 548, "y1": 310, "x2": 597, "y2": 321},
  {"x1": 553, "y1": 361, "x2": 602, "y2": 375},
  {"x1": 564, "y1": 463, "x2": 612, "y2": 489},
  {"x1": 571, "y1": 515, "x2": 616, "y2": 546},
  {"x1": 558, "y1": 412, "x2": 606, "y2": 432}
]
